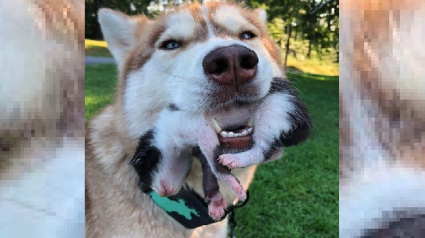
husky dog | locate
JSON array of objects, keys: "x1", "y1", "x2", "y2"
[
  {"x1": 340, "y1": 0, "x2": 425, "y2": 237},
  {"x1": 86, "y1": 2, "x2": 311, "y2": 237},
  {"x1": 0, "y1": 0, "x2": 84, "y2": 237},
  {"x1": 132, "y1": 78, "x2": 310, "y2": 220}
]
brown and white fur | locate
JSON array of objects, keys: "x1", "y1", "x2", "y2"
[
  {"x1": 0, "y1": 0, "x2": 84, "y2": 237},
  {"x1": 340, "y1": 0, "x2": 425, "y2": 237},
  {"x1": 85, "y1": 2, "x2": 305, "y2": 237}
]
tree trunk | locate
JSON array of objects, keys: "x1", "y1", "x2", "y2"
[
  {"x1": 95, "y1": 24, "x2": 103, "y2": 40},
  {"x1": 284, "y1": 23, "x2": 292, "y2": 69},
  {"x1": 307, "y1": 40, "x2": 312, "y2": 58},
  {"x1": 94, "y1": 0, "x2": 103, "y2": 40}
]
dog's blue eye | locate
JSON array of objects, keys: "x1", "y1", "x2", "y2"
[
  {"x1": 161, "y1": 40, "x2": 181, "y2": 50},
  {"x1": 240, "y1": 31, "x2": 256, "y2": 40}
]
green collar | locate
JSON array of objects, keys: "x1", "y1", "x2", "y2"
[
  {"x1": 140, "y1": 181, "x2": 249, "y2": 229},
  {"x1": 149, "y1": 190, "x2": 200, "y2": 220}
]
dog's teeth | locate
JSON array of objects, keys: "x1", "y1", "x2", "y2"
[
  {"x1": 247, "y1": 117, "x2": 254, "y2": 127},
  {"x1": 242, "y1": 130, "x2": 248, "y2": 136},
  {"x1": 247, "y1": 128, "x2": 253, "y2": 134},
  {"x1": 220, "y1": 131, "x2": 228, "y2": 137},
  {"x1": 211, "y1": 118, "x2": 222, "y2": 133},
  {"x1": 228, "y1": 132, "x2": 234, "y2": 137}
]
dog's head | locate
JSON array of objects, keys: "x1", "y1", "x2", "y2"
[{"x1": 98, "y1": 2, "x2": 282, "y2": 138}]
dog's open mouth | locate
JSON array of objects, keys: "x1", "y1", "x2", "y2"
[{"x1": 211, "y1": 118, "x2": 254, "y2": 149}]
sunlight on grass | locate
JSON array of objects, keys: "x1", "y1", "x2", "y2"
[
  {"x1": 85, "y1": 95, "x2": 106, "y2": 107},
  {"x1": 85, "y1": 39, "x2": 107, "y2": 48},
  {"x1": 85, "y1": 39, "x2": 112, "y2": 57},
  {"x1": 287, "y1": 56, "x2": 339, "y2": 76},
  {"x1": 295, "y1": 72, "x2": 338, "y2": 81}
]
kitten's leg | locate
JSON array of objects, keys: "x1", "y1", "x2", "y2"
[
  {"x1": 193, "y1": 147, "x2": 226, "y2": 220},
  {"x1": 194, "y1": 118, "x2": 247, "y2": 201},
  {"x1": 219, "y1": 86, "x2": 311, "y2": 169}
]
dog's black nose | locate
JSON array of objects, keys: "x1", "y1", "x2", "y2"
[{"x1": 203, "y1": 45, "x2": 258, "y2": 89}]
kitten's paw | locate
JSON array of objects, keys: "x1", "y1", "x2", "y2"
[
  {"x1": 218, "y1": 154, "x2": 238, "y2": 169},
  {"x1": 236, "y1": 189, "x2": 247, "y2": 202},
  {"x1": 208, "y1": 194, "x2": 227, "y2": 220},
  {"x1": 222, "y1": 175, "x2": 247, "y2": 202}
]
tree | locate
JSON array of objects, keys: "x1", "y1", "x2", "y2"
[
  {"x1": 86, "y1": 0, "x2": 339, "y2": 65},
  {"x1": 86, "y1": 0, "x2": 167, "y2": 39}
]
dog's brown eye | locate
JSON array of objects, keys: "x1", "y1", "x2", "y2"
[
  {"x1": 240, "y1": 31, "x2": 256, "y2": 40},
  {"x1": 160, "y1": 40, "x2": 182, "y2": 50}
]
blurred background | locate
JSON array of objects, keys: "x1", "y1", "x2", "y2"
[
  {"x1": 0, "y1": 0, "x2": 84, "y2": 237},
  {"x1": 85, "y1": 0, "x2": 338, "y2": 237}
]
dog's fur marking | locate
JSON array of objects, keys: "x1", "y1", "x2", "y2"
[
  {"x1": 163, "y1": 11, "x2": 199, "y2": 43},
  {"x1": 213, "y1": 6, "x2": 257, "y2": 36},
  {"x1": 168, "y1": 104, "x2": 181, "y2": 111},
  {"x1": 202, "y1": 7, "x2": 216, "y2": 38}
]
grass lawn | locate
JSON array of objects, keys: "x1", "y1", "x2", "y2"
[
  {"x1": 287, "y1": 56, "x2": 339, "y2": 76},
  {"x1": 85, "y1": 64, "x2": 338, "y2": 238}
]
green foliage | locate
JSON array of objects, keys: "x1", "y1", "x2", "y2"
[
  {"x1": 249, "y1": 0, "x2": 339, "y2": 64},
  {"x1": 85, "y1": 64, "x2": 338, "y2": 237},
  {"x1": 85, "y1": 0, "x2": 153, "y2": 39}
]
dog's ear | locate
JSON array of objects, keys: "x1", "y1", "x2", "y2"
[
  {"x1": 254, "y1": 8, "x2": 267, "y2": 29},
  {"x1": 98, "y1": 9, "x2": 148, "y2": 62}
]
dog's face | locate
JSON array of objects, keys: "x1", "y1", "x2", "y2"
[{"x1": 99, "y1": 2, "x2": 282, "y2": 138}]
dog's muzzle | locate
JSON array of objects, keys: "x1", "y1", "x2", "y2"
[{"x1": 203, "y1": 44, "x2": 258, "y2": 91}]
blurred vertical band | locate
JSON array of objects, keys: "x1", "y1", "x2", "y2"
[
  {"x1": 0, "y1": 0, "x2": 84, "y2": 237},
  {"x1": 340, "y1": 0, "x2": 425, "y2": 237}
]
